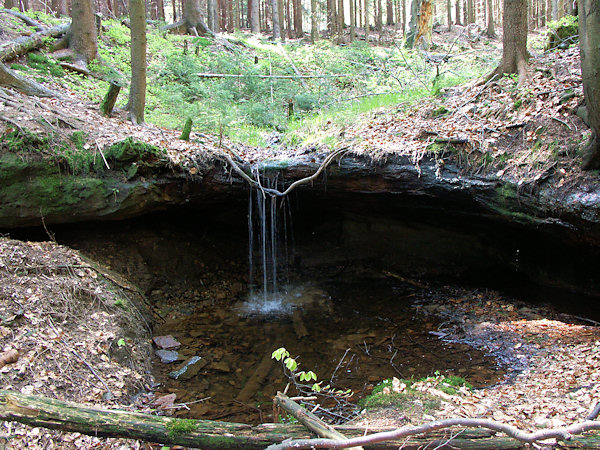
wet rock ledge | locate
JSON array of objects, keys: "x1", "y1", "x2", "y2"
[{"x1": 1, "y1": 138, "x2": 599, "y2": 243}]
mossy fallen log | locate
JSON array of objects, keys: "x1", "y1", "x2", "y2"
[
  {"x1": 0, "y1": 23, "x2": 70, "y2": 62},
  {"x1": 0, "y1": 390, "x2": 535, "y2": 448}
]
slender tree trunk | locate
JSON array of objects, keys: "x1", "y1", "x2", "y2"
[
  {"x1": 127, "y1": 0, "x2": 146, "y2": 124},
  {"x1": 350, "y1": 0, "x2": 356, "y2": 39},
  {"x1": 337, "y1": 0, "x2": 344, "y2": 41},
  {"x1": 250, "y1": 0, "x2": 260, "y2": 31},
  {"x1": 551, "y1": 0, "x2": 558, "y2": 20},
  {"x1": 455, "y1": 0, "x2": 460, "y2": 24},
  {"x1": 293, "y1": 0, "x2": 302, "y2": 36},
  {"x1": 405, "y1": 0, "x2": 419, "y2": 46},
  {"x1": 278, "y1": 0, "x2": 285, "y2": 38},
  {"x1": 286, "y1": 0, "x2": 292, "y2": 36},
  {"x1": 310, "y1": 0, "x2": 318, "y2": 41},
  {"x1": 364, "y1": 0, "x2": 369, "y2": 33},
  {"x1": 466, "y1": 0, "x2": 473, "y2": 23},
  {"x1": 401, "y1": 0, "x2": 405, "y2": 33},
  {"x1": 447, "y1": 0, "x2": 452, "y2": 29},
  {"x1": 386, "y1": 0, "x2": 393, "y2": 24},
  {"x1": 272, "y1": 0, "x2": 281, "y2": 37},
  {"x1": 486, "y1": 0, "x2": 495, "y2": 35},
  {"x1": 376, "y1": 0, "x2": 383, "y2": 35},
  {"x1": 578, "y1": 0, "x2": 600, "y2": 169}
]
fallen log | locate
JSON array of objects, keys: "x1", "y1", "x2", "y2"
[
  {"x1": 0, "y1": 23, "x2": 70, "y2": 62},
  {"x1": 0, "y1": 8, "x2": 45, "y2": 30},
  {"x1": 0, "y1": 389, "x2": 540, "y2": 448},
  {"x1": 236, "y1": 352, "x2": 274, "y2": 403},
  {"x1": 0, "y1": 62, "x2": 59, "y2": 97}
]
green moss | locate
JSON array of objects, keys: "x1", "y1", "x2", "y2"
[
  {"x1": 104, "y1": 137, "x2": 166, "y2": 163},
  {"x1": 1, "y1": 130, "x2": 50, "y2": 154},
  {"x1": 166, "y1": 418, "x2": 198, "y2": 438},
  {"x1": 496, "y1": 184, "x2": 518, "y2": 201},
  {"x1": 431, "y1": 106, "x2": 449, "y2": 118},
  {"x1": 257, "y1": 159, "x2": 290, "y2": 172}
]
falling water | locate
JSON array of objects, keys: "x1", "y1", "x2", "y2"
[{"x1": 239, "y1": 169, "x2": 295, "y2": 315}]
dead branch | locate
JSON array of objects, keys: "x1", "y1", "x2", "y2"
[
  {"x1": 217, "y1": 147, "x2": 349, "y2": 197},
  {"x1": 266, "y1": 417, "x2": 600, "y2": 449},
  {"x1": 275, "y1": 393, "x2": 362, "y2": 450}
]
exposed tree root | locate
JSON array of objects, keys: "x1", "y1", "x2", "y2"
[{"x1": 217, "y1": 146, "x2": 350, "y2": 197}]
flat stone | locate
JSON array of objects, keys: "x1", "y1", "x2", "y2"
[
  {"x1": 153, "y1": 335, "x2": 181, "y2": 350},
  {"x1": 169, "y1": 356, "x2": 208, "y2": 380},
  {"x1": 155, "y1": 349, "x2": 181, "y2": 364},
  {"x1": 210, "y1": 361, "x2": 231, "y2": 372}
]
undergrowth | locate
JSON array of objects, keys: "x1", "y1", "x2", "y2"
[{"x1": 12, "y1": 19, "x2": 496, "y2": 147}]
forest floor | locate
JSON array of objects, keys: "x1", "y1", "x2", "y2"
[{"x1": 1, "y1": 9, "x2": 599, "y2": 449}]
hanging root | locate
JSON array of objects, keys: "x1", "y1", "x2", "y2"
[{"x1": 216, "y1": 146, "x2": 351, "y2": 197}]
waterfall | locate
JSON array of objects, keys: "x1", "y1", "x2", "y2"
[{"x1": 243, "y1": 170, "x2": 292, "y2": 314}]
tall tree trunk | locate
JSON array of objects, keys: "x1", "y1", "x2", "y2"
[
  {"x1": 485, "y1": 0, "x2": 529, "y2": 83},
  {"x1": 350, "y1": 0, "x2": 356, "y2": 39},
  {"x1": 486, "y1": 0, "x2": 495, "y2": 35},
  {"x1": 286, "y1": 0, "x2": 292, "y2": 36},
  {"x1": 278, "y1": 0, "x2": 285, "y2": 38},
  {"x1": 51, "y1": 0, "x2": 67, "y2": 16},
  {"x1": 250, "y1": 0, "x2": 260, "y2": 31},
  {"x1": 127, "y1": 0, "x2": 146, "y2": 124},
  {"x1": 364, "y1": 0, "x2": 369, "y2": 33},
  {"x1": 578, "y1": 0, "x2": 600, "y2": 169},
  {"x1": 466, "y1": 0, "x2": 473, "y2": 23},
  {"x1": 207, "y1": 0, "x2": 217, "y2": 31},
  {"x1": 310, "y1": 0, "x2": 318, "y2": 41},
  {"x1": 551, "y1": 0, "x2": 558, "y2": 20},
  {"x1": 405, "y1": 0, "x2": 419, "y2": 46},
  {"x1": 157, "y1": 0, "x2": 165, "y2": 20},
  {"x1": 337, "y1": 0, "x2": 344, "y2": 41},
  {"x1": 376, "y1": 0, "x2": 383, "y2": 34},
  {"x1": 447, "y1": 0, "x2": 452, "y2": 29},
  {"x1": 401, "y1": 0, "x2": 405, "y2": 33},
  {"x1": 455, "y1": 0, "x2": 460, "y2": 24},
  {"x1": 272, "y1": 0, "x2": 281, "y2": 37},
  {"x1": 386, "y1": 0, "x2": 393, "y2": 24},
  {"x1": 69, "y1": 0, "x2": 99, "y2": 65},
  {"x1": 293, "y1": 0, "x2": 302, "y2": 36}
]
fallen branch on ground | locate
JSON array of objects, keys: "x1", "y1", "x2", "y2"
[
  {"x1": 0, "y1": 8, "x2": 44, "y2": 30},
  {"x1": 265, "y1": 417, "x2": 600, "y2": 449},
  {"x1": 216, "y1": 146, "x2": 350, "y2": 197}
]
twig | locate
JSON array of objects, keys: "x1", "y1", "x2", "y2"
[
  {"x1": 266, "y1": 417, "x2": 600, "y2": 449},
  {"x1": 329, "y1": 349, "x2": 350, "y2": 384},
  {"x1": 95, "y1": 140, "x2": 111, "y2": 170},
  {"x1": 587, "y1": 403, "x2": 600, "y2": 421},
  {"x1": 551, "y1": 116, "x2": 572, "y2": 131}
]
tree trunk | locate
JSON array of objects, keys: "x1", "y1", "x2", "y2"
[
  {"x1": 0, "y1": 62, "x2": 58, "y2": 96},
  {"x1": 486, "y1": 0, "x2": 495, "y2": 35},
  {"x1": 350, "y1": 0, "x2": 356, "y2": 39},
  {"x1": 208, "y1": 0, "x2": 218, "y2": 32},
  {"x1": 127, "y1": 0, "x2": 146, "y2": 124},
  {"x1": 414, "y1": 0, "x2": 432, "y2": 48},
  {"x1": 69, "y1": 0, "x2": 99, "y2": 65},
  {"x1": 310, "y1": 0, "x2": 318, "y2": 41},
  {"x1": 272, "y1": 0, "x2": 281, "y2": 38},
  {"x1": 51, "y1": 0, "x2": 67, "y2": 16},
  {"x1": 455, "y1": 0, "x2": 461, "y2": 24},
  {"x1": 386, "y1": 0, "x2": 393, "y2": 23},
  {"x1": 447, "y1": 0, "x2": 452, "y2": 29},
  {"x1": 488, "y1": 0, "x2": 529, "y2": 83},
  {"x1": 376, "y1": 0, "x2": 383, "y2": 33},
  {"x1": 401, "y1": 0, "x2": 405, "y2": 33},
  {"x1": 551, "y1": 0, "x2": 558, "y2": 20},
  {"x1": 579, "y1": 0, "x2": 600, "y2": 169},
  {"x1": 250, "y1": 0, "x2": 260, "y2": 31},
  {"x1": 337, "y1": 0, "x2": 344, "y2": 41},
  {"x1": 294, "y1": 0, "x2": 302, "y2": 36},
  {"x1": 405, "y1": 0, "x2": 419, "y2": 47}
]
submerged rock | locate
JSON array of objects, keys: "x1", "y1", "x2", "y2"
[
  {"x1": 153, "y1": 335, "x2": 181, "y2": 350},
  {"x1": 169, "y1": 356, "x2": 208, "y2": 380},
  {"x1": 155, "y1": 349, "x2": 181, "y2": 364}
]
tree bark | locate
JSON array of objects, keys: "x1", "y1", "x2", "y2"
[
  {"x1": 447, "y1": 0, "x2": 452, "y2": 29},
  {"x1": 51, "y1": 0, "x2": 67, "y2": 16},
  {"x1": 310, "y1": 0, "x2": 318, "y2": 41},
  {"x1": 350, "y1": 0, "x2": 356, "y2": 40},
  {"x1": 337, "y1": 0, "x2": 344, "y2": 41},
  {"x1": 272, "y1": 0, "x2": 281, "y2": 38},
  {"x1": 127, "y1": 0, "x2": 146, "y2": 124},
  {"x1": 405, "y1": 0, "x2": 419, "y2": 47},
  {"x1": 0, "y1": 62, "x2": 58, "y2": 96},
  {"x1": 69, "y1": 0, "x2": 99, "y2": 65},
  {"x1": 455, "y1": 0, "x2": 461, "y2": 24},
  {"x1": 579, "y1": 0, "x2": 600, "y2": 169},
  {"x1": 293, "y1": 0, "x2": 302, "y2": 36},
  {"x1": 386, "y1": 0, "x2": 393, "y2": 24},
  {"x1": 250, "y1": 0, "x2": 260, "y2": 31},
  {"x1": 485, "y1": 0, "x2": 529, "y2": 83},
  {"x1": 0, "y1": 23, "x2": 69, "y2": 62},
  {"x1": 486, "y1": 0, "x2": 495, "y2": 36}
]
